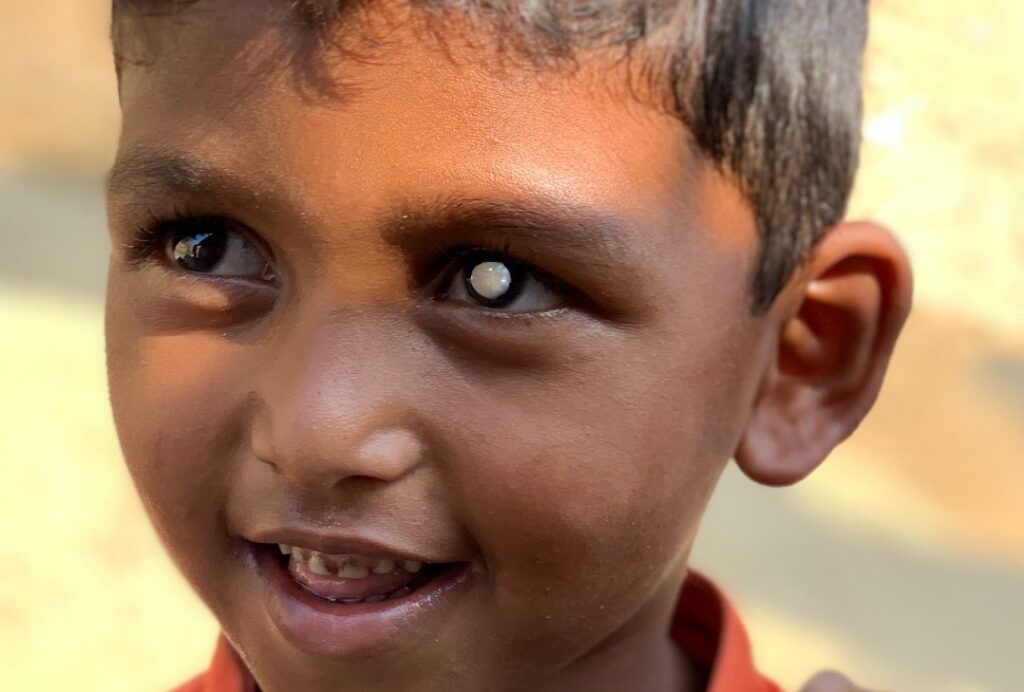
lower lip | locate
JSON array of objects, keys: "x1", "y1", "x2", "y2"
[{"x1": 252, "y1": 544, "x2": 475, "y2": 657}]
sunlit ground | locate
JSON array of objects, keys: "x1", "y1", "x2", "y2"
[{"x1": 1, "y1": 0, "x2": 1021, "y2": 690}]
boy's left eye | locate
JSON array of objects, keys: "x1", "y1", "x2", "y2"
[{"x1": 441, "y1": 250, "x2": 563, "y2": 313}]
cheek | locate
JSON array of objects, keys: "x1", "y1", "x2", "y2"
[
  {"x1": 106, "y1": 296, "x2": 249, "y2": 593},
  {"x1": 462, "y1": 378, "x2": 715, "y2": 573},
  {"x1": 448, "y1": 325, "x2": 755, "y2": 645}
]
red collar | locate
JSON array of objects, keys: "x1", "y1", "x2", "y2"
[
  {"x1": 177, "y1": 572, "x2": 778, "y2": 692},
  {"x1": 671, "y1": 572, "x2": 780, "y2": 692}
]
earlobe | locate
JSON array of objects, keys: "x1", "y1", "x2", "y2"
[{"x1": 735, "y1": 222, "x2": 913, "y2": 486}]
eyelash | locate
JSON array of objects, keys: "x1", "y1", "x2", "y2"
[{"x1": 123, "y1": 211, "x2": 579, "y2": 306}]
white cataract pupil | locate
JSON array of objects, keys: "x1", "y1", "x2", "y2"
[{"x1": 469, "y1": 261, "x2": 513, "y2": 300}]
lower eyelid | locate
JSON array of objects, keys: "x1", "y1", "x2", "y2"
[
  {"x1": 145, "y1": 273, "x2": 279, "y2": 320},
  {"x1": 413, "y1": 302, "x2": 602, "y2": 369},
  {"x1": 430, "y1": 298, "x2": 573, "y2": 321}
]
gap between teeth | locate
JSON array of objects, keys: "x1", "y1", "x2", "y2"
[{"x1": 279, "y1": 544, "x2": 423, "y2": 579}]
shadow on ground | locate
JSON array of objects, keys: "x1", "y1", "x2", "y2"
[{"x1": 694, "y1": 465, "x2": 1024, "y2": 691}]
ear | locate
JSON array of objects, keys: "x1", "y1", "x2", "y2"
[{"x1": 735, "y1": 222, "x2": 913, "y2": 486}]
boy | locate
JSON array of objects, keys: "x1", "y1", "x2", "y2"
[{"x1": 104, "y1": 0, "x2": 912, "y2": 690}]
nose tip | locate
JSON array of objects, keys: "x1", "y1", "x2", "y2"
[
  {"x1": 247, "y1": 310, "x2": 434, "y2": 491},
  {"x1": 253, "y1": 422, "x2": 427, "y2": 490}
]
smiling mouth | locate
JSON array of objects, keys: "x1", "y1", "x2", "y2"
[{"x1": 261, "y1": 542, "x2": 463, "y2": 605}]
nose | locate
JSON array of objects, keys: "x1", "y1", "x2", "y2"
[{"x1": 249, "y1": 311, "x2": 430, "y2": 491}]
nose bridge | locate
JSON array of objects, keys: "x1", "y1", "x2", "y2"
[{"x1": 251, "y1": 307, "x2": 427, "y2": 488}]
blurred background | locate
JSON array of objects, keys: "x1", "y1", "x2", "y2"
[{"x1": 0, "y1": 0, "x2": 1021, "y2": 690}]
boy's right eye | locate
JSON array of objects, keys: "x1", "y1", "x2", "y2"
[{"x1": 159, "y1": 219, "x2": 275, "y2": 282}]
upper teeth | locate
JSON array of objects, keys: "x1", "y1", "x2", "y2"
[{"x1": 278, "y1": 544, "x2": 423, "y2": 579}]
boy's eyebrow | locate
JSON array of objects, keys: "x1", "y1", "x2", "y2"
[
  {"x1": 107, "y1": 149, "x2": 237, "y2": 198},
  {"x1": 380, "y1": 197, "x2": 644, "y2": 275}
]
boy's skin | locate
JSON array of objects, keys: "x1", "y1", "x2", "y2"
[{"x1": 105, "y1": 2, "x2": 912, "y2": 691}]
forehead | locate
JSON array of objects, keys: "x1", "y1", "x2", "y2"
[{"x1": 114, "y1": 0, "x2": 754, "y2": 253}]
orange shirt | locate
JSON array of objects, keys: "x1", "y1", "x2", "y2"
[{"x1": 176, "y1": 572, "x2": 779, "y2": 692}]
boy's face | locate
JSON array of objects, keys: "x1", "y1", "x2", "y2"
[{"x1": 106, "y1": 4, "x2": 771, "y2": 690}]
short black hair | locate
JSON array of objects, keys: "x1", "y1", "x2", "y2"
[{"x1": 112, "y1": 0, "x2": 868, "y2": 312}]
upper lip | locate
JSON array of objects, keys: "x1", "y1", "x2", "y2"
[{"x1": 245, "y1": 527, "x2": 455, "y2": 564}]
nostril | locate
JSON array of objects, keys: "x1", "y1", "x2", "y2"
[
  {"x1": 357, "y1": 429, "x2": 424, "y2": 462},
  {"x1": 255, "y1": 453, "x2": 282, "y2": 474},
  {"x1": 351, "y1": 428, "x2": 426, "y2": 481}
]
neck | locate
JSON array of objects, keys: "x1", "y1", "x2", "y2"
[
  {"x1": 535, "y1": 626, "x2": 700, "y2": 692},
  {"x1": 532, "y1": 572, "x2": 703, "y2": 692}
]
